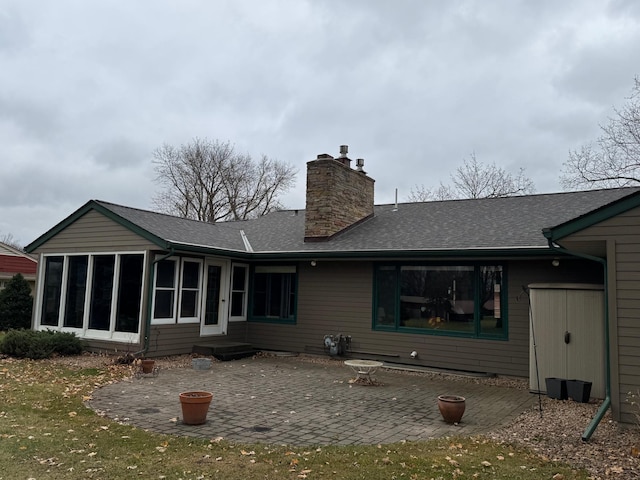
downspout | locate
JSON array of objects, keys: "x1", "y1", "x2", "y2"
[
  {"x1": 135, "y1": 248, "x2": 175, "y2": 357},
  {"x1": 546, "y1": 239, "x2": 611, "y2": 441}
]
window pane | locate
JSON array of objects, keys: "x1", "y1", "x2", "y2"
[
  {"x1": 400, "y1": 266, "x2": 474, "y2": 334},
  {"x1": 64, "y1": 256, "x2": 88, "y2": 328},
  {"x1": 230, "y1": 292, "x2": 244, "y2": 316},
  {"x1": 232, "y1": 265, "x2": 246, "y2": 290},
  {"x1": 375, "y1": 266, "x2": 397, "y2": 327},
  {"x1": 115, "y1": 254, "x2": 143, "y2": 333},
  {"x1": 479, "y1": 266, "x2": 504, "y2": 336},
  {"x1": 182, "y1": 261, "x2": 200, "y2": 289},
  {"x1": 154, "y1": 291, "x2": 174, "y2": 318},
  {"x1": 252, "y1": 273, "x2": 267, "y2": 317},
  {"x1": 156, "y1": 260, "x2": 176, "y2": 288},
  {"x1": 180, "y1": 290, "x2": 198, "y2": 317},
  {"x1": 41, "y1": 256, "x2": 64, "y2": 326},
  {"x1": 89, "y1": 255, "x2": 115, "y2": 330}
]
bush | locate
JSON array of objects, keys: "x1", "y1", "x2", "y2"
[
  {"x1": 0, "y1": 273, "x2": 33, "y2": 330},
  {"x1": 0, "y1": 329, "x2": 84, "y2": 359}
]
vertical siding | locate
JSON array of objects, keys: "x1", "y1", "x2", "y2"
[
  {"x1": 247, "y1": 259, "x2": 601, "y2": 377},
  {"x1": 563, "y1": 206, "x2": 640, "y2": 422}
]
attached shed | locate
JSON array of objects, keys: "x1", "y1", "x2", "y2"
[{"x1": 529, "y1": 283, "x2": 605, "y2": 399}]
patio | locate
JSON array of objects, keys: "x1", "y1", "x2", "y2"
[{"x1": 88, "y1": 355, "x2": 535, "y2": 446}]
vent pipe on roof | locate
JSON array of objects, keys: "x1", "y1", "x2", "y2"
[{"x1": 393, "y1": 188, "x2": 398, "y2": 211}]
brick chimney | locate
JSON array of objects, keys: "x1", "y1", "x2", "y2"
[{"x1": 304, "y1": 146, "x2": 375, "y2": 242}]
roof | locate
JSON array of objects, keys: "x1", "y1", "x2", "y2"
[
  {"x1": 25, "y1": 187, "x2": 640, "y2": 259},
  {"x1": 0, "y1": 242, "x2": 38, "y2": 277}
]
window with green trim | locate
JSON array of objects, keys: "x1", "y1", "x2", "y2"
[
  {"x1": 373, "y1": 264, "x2": 505, "y2": 338},
  {"x1": 250, "y1": 265, "x2": 297, "y2": 323}
]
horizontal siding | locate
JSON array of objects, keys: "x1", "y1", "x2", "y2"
[
  {"x1": 248, "y1": 258, "x2": 601, "y2": 377},
  {"x1": 34, "y1": 210, "x2": 157, "y2": 253},
  {"x1": 562, "y1": 204, "x2": 640, "y2": 422}
]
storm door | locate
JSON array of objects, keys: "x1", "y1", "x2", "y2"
[{"x1": 200, "y1": 260, "x2": 229, "y2": 336}]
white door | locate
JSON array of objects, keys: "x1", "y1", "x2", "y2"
[{"x1": 200, "y1": 260, "x2": 229, "y2": 336}]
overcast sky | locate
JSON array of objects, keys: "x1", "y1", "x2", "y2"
[{"x1": 2, "y1": 0, "x2": 640, "y2": 246}]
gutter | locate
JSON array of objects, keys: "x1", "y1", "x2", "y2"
[
  {"x1": 136, "y1": 248, "x2": 175, "y2": 357},
  {"x1": 545, "y1": 238, "x2": 611, "y2": 441}
]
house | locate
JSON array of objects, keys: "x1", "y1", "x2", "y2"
[
  {"x1": 25, "y1": 146, "x2": 640, "y2": 424},
  {"x1": 0, "y1": 241, "x2": 37, "y2": 294}
]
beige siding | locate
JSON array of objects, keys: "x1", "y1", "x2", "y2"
[
  {"x1": 33, "y1": 210, "x2": 158, "y2": 253},
  {"x1": 247, "y1": 259, "x2": 601, "y2": 377},
  {"x1": 562, "y1": 205, "x2": 640, "y2": 423}
]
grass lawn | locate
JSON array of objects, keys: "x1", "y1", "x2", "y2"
[{"x1": 0, "y1": 357, "x2": 591, "y2": 480}]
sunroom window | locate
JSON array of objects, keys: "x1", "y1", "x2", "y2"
[
  {"x1": 37, "y1": 253, "x2": 145, "y2": 340},
  {"x1": 374, "y1": 264, "x2": 506, "y2": 339}
]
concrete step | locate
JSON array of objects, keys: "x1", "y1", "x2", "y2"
[{"x1": 192, "y1": 341, "x2": 256, "y2": 361}]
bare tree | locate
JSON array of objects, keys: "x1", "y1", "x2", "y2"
[
  {"x1": 0, "y1": 233, "x2": 22, "y2": 250},
  {"x1": 561, "y1": 77, "x2": 640, "y2": 190},
  {"x1": 407, "y1": 153, "x2": 535, "y2": 201},
  {"x1": 152, "y1": 138, "x2": 297, "y2": 222}
]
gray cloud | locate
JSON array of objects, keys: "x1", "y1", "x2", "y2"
[{"x1": 1, "y1": 0, "x2": 640, "y2": 245}]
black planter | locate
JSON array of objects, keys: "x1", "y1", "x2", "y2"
[
  {"x1": 566, "y1": 379, "x2": 592, "y2": 403},
  {"x1": 545, "y1": 377, "x2": 567, "y2": 400}
]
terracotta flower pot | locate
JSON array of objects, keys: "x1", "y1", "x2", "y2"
[
  {"x1": 141, "y1": 359, "x2": 155, "y2": 374},
  {"x1": 179, "y1": 391, "x2": 213, "y2": 425},
  {"x1": 437, "y1": 394, "x2": 466, "y2": 424}
]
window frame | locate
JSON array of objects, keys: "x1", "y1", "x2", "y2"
[
  {"x1": 229, "y1": 263, "x2": 249, "y2": 322},
  {"x1": 151, "y1": 257, "x2": 179, "y2": 325},
  {"x1": 178, "y1": 258, "x2": 203, "y2": 324},
  {"x1": 248, "y1": 264, "x2": 298, "y2": 324},
  {"x1": 372, "y1": 262, "x2": 507, "y2": 340}
]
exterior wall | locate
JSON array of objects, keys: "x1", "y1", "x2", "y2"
[
  {"x1": 247, "y1": 258, "x2": 602, "y2": 377},
  {"x1": 304, "y1": 157, "x2": 375, "y2": 240},
  {"x1": 33, "y1": 210, "x2": 158, "y2": 253},
  {"x1": 563, "y1": 205, "x2": 640, "y2": 423},
  {"x1": 145, "y1": 321, "x2": 248, "y2": 357}
]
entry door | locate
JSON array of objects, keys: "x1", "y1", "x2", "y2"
[{"x1": 200, "y1": 260, "x2": 229, "y2": 336}]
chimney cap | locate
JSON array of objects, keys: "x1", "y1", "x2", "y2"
[{"x1": 339, "y1": 145, "x2": 348, "y2": 157}]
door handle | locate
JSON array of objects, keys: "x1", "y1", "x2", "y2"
[{"x1": 564, "y1": 331, "x2": 570, "y2": 344}]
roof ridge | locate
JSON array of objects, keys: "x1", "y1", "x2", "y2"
[
  {"x1": 94, "y1": 199, "x2": 248, "y2": 227},
  {"x1": 377, "y1": 186, "x2": 640, "y2": 208}
]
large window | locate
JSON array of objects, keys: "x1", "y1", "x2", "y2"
[
  {"x1": 374, "y1": 264, "x2": 505, "y2": 338},
  {"x1": 250, "y1": 265, "x2": 297, "y2": 323},
  {"x1": 37, "y1": 253, "x2": 145, "y2": 340}
]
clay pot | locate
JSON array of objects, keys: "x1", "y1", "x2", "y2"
[
  {"x1": 179, "y1": 391, "x2": 213, "y2": 425},
  {"x1": 141, "y1": 359, "x2": 155, "y2": 374},
  {"x1": 437, "y1": 394, "x2": 466, "y2": 424}
]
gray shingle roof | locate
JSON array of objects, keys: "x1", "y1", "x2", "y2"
[{"x1": 96, "y1": 187, "x2": 640, "y2": 256}]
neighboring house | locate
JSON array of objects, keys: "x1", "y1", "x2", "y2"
[
  {"x1": 24, "y1": 147, "x2": 640, "y2": 424},
  {"x1": 0, "y1": 241, "x2": 37, "y2": 294}
]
